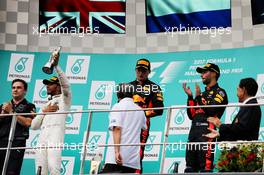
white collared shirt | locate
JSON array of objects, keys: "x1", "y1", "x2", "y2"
[{"x1": 105, "y1": 97, "x2": 146, "y2": 169}]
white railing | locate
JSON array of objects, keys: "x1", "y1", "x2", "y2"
[{"x1": 1, "y1": 97, "x2": 264, "y2": 175}]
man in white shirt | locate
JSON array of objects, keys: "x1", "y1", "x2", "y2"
[
  {"x1": 102, "y1": 83, "x2": 146, "y2": 173},
  {"x1": 31, "y1": 55, "x2": 71, "y2": 175}
]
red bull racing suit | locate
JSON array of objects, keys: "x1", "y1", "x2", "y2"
[
  {"x1": 129, "y1": 79, "x2": 164, "y2": 173},
  {"x1": 185, "y1": 83, "x2": 228, "y2": 172}
]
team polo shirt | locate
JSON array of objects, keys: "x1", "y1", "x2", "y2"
[
  {"x1": 105, "y1": 98, "x2": 146, "y2": 169},
  {"x1": 0, "y1": 99, "x2": 36, "y2": 140}
]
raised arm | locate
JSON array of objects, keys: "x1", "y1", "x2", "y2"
[{"x1": 55, "y1": 66, "x2": 71, "y2": 105}]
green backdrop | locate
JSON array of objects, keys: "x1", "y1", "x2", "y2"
[{"x1": 0, "y1": 45, "x2": 264, "y2": 174}]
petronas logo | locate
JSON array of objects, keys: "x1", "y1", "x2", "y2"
[
  {"x1": 30, "y1": 134, "x2": 39, "y2": 147},
  {"x1": 71, "y1": 59, "x2": 84, "y2": 74},
  {"x1": 88, "y1": 135, "x2": 101, "y2": 151},
  {"x1": 95, "y1": 84, "x2": 107, "y2": 100},
  {"x1": 66, "y1": 109, "x2": 76, "y2": 124},
  {"x1": 145, "y1": 135, "x2": 156, "y2": 152},
  {"x1": 60, "y1": 160, "x2": 69, "y2": 175},
  {"x1": 174, "y1": 110, "x2": 185, "y2": 125},
  {"x1": 39, "y1": 85, "x2": 48, "y2": 99},
  {"x1": 168, "y1": 161, "x2": 180, "y2": 173},
  {"x1": 15, "y1": 57, "x2": 28, "y2": 72}
]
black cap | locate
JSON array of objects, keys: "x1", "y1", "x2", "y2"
[
  {"x1": 136, "y1": 59, "x2": 151, "y2": 71},
  {"x1": 196, "y1": 63, "x2": 220, "y2": 76},
  {"x1": 43, "y1": 76, "x2": 59, "y2": 85}
]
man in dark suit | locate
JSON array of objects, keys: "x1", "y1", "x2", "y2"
[{"x1": 205, "y1": 77, "x2": 261, "y2": 141}]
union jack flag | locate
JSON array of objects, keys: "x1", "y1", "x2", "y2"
[{"x1": 39, "y1": 0, "x2": 126, "y2": 34}]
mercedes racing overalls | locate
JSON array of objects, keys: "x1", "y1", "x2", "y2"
[
  {"x1": 129, "y1": 79, "x2": 164, "y2": 173},
  {"x1": 185, "y1": 83, "x2": 228, "y2": 172},
  {"x1": 31, "y1": 66, "x2": 71, "y2": 175}
]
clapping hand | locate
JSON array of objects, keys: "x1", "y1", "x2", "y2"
[
  {"x1": 1, "y1": 102, "x2": 13, "y2": 114},
  {"x1": 182, "y1": 83, "x2": 193, "y2": 96},
  {"x1": 195, "y1": 83, "x2": 201, "y2": 97}
]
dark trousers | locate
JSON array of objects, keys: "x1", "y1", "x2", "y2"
[
  {"x1": 136, "y1": 119, "x2": 150, "y2": 174},
  {"x1": 184, "y1": 143, "x2": 215, "y2": 173},
  {"x1": 0, "y1": 139, "x2": 26, "y2": 175},
  {"x1": 100, "y1": 163, "x2": 137, "y2": 173}
]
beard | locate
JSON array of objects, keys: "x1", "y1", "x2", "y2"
[
  {"x1": 47, "y1": 90, "x2": 55, "y2": 96},
  {"x1": 202, "y1": 78, "x2": 211, "y2": 85},
  {"x1": 237, "y1": 95, "x2": 243, "y2": 103}
]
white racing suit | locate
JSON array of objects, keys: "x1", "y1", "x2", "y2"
[{"x1": 31, "y1": 66, "x2": 71, "y2": 175}]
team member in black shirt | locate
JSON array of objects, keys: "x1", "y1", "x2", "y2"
[
  {"x1": 0, "y1": 79, "x2": 36, "y2": 175},
  {"x1": 183, "y1": 63, "x2": 228, "y2": 172},
  {"x1": 129, "y1": 59, "x2": 164, "y2": 173}
]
